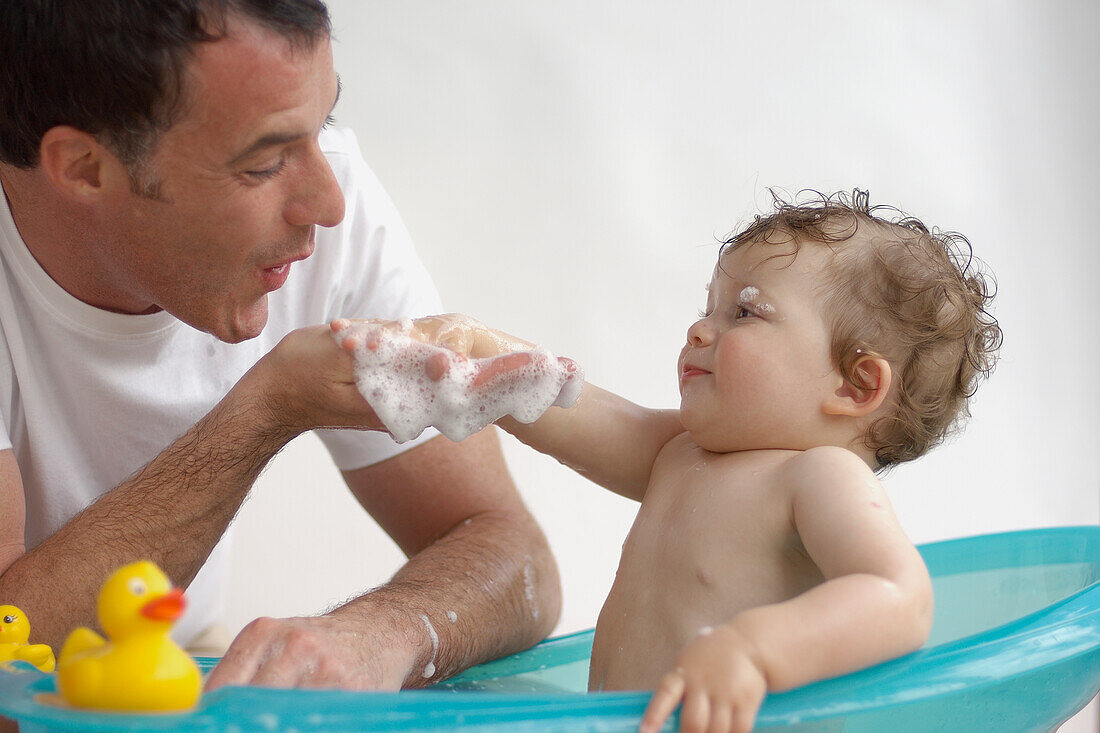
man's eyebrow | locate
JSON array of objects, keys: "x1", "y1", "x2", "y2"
[{"x1": 227, "y1": 76, "x2": 342, "y2": 167}]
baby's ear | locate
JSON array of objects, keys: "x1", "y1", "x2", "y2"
[{"x1": 823, "y1": 355, "x2": 892, "y2": 417}]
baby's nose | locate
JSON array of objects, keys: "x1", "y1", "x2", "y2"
[{"x1": 686, "y1": 318, "x2": 714, "y2": 346}]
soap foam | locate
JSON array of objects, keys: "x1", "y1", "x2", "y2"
[{"x1": 335, "y1": 322, "x2": 583, "y2": 443}]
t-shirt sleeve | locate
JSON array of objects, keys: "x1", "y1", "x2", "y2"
[
  {"x1": 312, "y1": 128, "x2": 445, "y2": 470},
  {"x1": 0, "y1": 321, "x2": 13, "y2": 453}
]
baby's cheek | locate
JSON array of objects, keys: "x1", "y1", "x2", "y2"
[{"x1": 715, "y1": 335, "x2": 751, "y2": 373}]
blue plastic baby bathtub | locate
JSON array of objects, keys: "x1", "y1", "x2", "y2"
[{"x1": 2, "y1": 526, "x2": 1099, "y2": 732}]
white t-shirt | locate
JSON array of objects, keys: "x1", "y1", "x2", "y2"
[{"x1": 0, "y1": 128, "x2": 442, "y2": 643}]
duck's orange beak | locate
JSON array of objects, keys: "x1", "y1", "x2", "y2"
[{"x1": 140, "y1": 587, "x2": 186, "y2": 621}]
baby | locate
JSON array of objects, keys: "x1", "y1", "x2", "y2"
[{"x1": 336, "y1": 190, "x2": 1001, "y2": 733}]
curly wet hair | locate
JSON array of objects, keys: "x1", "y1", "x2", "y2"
[{"x1": 721, "y1": 189, "x2": 1003, "y2": 469}]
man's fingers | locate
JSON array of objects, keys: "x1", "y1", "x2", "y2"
[
  {"x1": 472, "y1": 352, "x2": 532, "y2": 388},
  {"x1": 204, "y1": 648, "x2": 257, "y2": 691},
  {"x1": 203, "y1": 618, "x2": 278, "y2": 691},
  {"x1": 640, "y1": 670, "x2": 685, "y2": 733},
  {"x1": 424, "y1": 352, "x2": 451, "y2": 382},
  {"x1": 249, "y1": 653, "x2": 308, "y2": 689}
]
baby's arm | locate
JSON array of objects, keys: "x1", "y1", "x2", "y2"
[
  {"x1": 642, "y1": 446, "x2": 932, "y2": 733},
  {"x1": 501, "y1": 381, "x2": 682, "y2": 502},
  {"x1": 332, "y1": 315, "x2": 683, "y2": 502}
]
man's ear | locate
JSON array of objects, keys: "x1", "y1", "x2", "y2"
[
  {"x1": 823, "y1": 355, "x2": 893, "y2": 417},
  {"x1": 38, "y1": 126, "x2": 123, "y2": 202}
]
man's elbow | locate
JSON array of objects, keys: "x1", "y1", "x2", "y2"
[
  {"x1": 520, "y1": 519, "x2": 563, "y2": 637},
  {"x1": 0, "y1": 542, "x2": 25, "y2": 578}
]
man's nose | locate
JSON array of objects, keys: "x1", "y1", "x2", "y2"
[{"x1": 285, "y1": 145, "x2": 345, "y2": 228}]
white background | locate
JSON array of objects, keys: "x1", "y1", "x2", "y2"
[{"x1": 226, "y1": 2, "x2": 1100, "y2": 728}]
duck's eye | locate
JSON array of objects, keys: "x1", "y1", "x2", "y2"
[
  {"x1": 2, "y1": 615, "x2": 14, "y2": 624},
  {"x1": 128, "y1": 578, "x2": 147, "y2": 595}
]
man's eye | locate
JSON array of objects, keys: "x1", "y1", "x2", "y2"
[{"x1": 245, "y1": 159, "x2": 286, "y2": 179}]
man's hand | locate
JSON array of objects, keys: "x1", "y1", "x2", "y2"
[
  {"x1": 640, "y1": 626, "x2": 768, "y2": 733},
  {"x1": 204, "y1": 612, "x2": 418, "y2": 691},
  {"x1": 243, "y1": 324, "x2": 388, "y2": 439}
]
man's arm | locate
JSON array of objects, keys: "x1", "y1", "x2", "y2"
[
  {"x1": 204, "y1": 427, "x2": 561, "y2": 689},
  {"x1": 0, "y1": 325, "x2": 380, "y2": 650}
]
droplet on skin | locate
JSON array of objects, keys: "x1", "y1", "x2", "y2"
[
  {"x1": 524, "y1": 559, "x2": 539, "y2": 620},
  {"x1": 419, "y1": 613, "x2": 439, "y2": 679}
]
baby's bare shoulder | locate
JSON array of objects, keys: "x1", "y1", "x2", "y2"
[{"x1": 783, "y1": 445, "x2": 874, "y2": 478}]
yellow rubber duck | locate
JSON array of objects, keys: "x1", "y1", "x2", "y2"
[
  {"x1": 57, "y1": 560, "x2": 201, "y2": 711},
  {"x1": 0, "y1": 604, "x2": 56, "y2": 672}
]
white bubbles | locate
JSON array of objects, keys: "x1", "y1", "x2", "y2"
[{"x1": 336, "y1": 323, "x2": 583, "y2": 443}]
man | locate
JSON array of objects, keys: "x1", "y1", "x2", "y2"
[{"x1": 0, "y1": 0, "x2": 560, "y2": 694}]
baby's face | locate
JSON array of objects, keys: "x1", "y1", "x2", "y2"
[{"x1": 677, "y1": 243, "x2": 841, "y2": 453}]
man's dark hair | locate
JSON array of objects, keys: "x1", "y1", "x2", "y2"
[{"x1": 0, "y1": 0, "x2": 331, "y2": 170}]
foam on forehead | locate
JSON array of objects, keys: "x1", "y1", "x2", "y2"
[{"x1": 335, "y1": 322, "x2": 583, "y2": 443}]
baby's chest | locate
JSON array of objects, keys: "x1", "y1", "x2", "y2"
[{"x1": 623, "y1": 460, "x2": 817, "y2": 598}]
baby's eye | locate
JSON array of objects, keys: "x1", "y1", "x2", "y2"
[{"x1": 735, "y1": 306, "x2": 756, "y2": 319}]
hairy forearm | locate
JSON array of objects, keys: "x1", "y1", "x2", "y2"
[
  {"x1": 730, "y1": 573, "x2": 933, "y2": 691},
  {"x1": 333, "y1": 509, "x2": 561, "y2": 687},
  {"x1": 0, "y1": 385, "x2": 294, "y2": 649}
]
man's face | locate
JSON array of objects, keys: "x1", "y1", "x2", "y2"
[{"x1": 99, "y1": 18, "x2": 344, "y2": 342}]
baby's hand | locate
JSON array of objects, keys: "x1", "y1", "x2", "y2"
[{"x1": 639, "y1": 626, "x2": 767, "y2": 733}]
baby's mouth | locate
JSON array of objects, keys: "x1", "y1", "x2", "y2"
[{"x1": 681, "y1": 365, "x2": 710, "y2": 380}]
